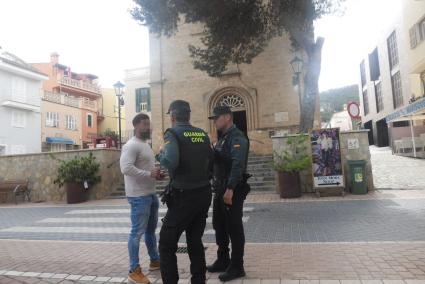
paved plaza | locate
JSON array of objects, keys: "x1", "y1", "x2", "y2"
[
  {"x1": 1, "y1": 148, "x2": 425, "y2": 283},
  {"x1": 370, "y1": 147, "x2": 425, "y2": 190}
]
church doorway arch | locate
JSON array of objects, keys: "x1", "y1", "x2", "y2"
[
  {"x1": 208, "y1": 87, "x2": 257, "y2": 136},
  {"x1": 216, "y1": 94, "x2": 247, "y2": 135}
]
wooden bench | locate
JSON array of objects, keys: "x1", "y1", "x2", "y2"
[{"x1": 0, "y1": 180, "x2": 31, "y2": 204}]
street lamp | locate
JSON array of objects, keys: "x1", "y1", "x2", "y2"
[
  {"x1": 290, "y1": 56, "x2": 304, "y2": 113},
  {"x1": 113, "y1": 81, "x2": 125, "y2": 149}
]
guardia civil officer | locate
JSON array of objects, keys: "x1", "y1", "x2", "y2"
[
  {"x1": 156, "y1": 100, "x2": 213, "y2": 284},
  {"x1": 207, "y1": 106, "x2": 250, "y2": 282}
]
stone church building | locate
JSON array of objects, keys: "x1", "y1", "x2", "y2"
[{"x1": 148, "y1": 23, "x2": 320, "y2": 154}]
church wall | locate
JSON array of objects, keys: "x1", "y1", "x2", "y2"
[{"x1": 149, "y1": 22, "x2": 320, "y2": 154}]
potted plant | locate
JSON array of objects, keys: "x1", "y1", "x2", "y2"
[
  {"x1": 272, "y1": 135, "x2": 311, "y2": 198},
  {"x1": 53, "y1": 153, "x2": 101, "y2": 204}
]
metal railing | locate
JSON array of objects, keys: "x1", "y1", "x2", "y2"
[
  {"x1": 42, "y1": 92, "x2": 98, "y2": 111},
  {"x1": 59, "y1": 76, "x2": 101, "y2": 94}
]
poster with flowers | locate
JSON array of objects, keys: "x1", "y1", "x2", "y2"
[{"x1": 310, "y1": 128, "x2": 344, "y2": 188}]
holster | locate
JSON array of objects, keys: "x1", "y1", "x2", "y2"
[{"x1": 160, "y1": 182, "x2": 174, "y2": 207}]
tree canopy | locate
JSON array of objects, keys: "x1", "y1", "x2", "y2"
[
  {"x1": 131, "y1": 0, "x2": 345, "y2": 132},
  {"x1": 131, "y1": 0, "x2": 344, "y2": 76}
]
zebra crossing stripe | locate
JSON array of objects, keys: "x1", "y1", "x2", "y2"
[
  {"x1": 65, "y1": 207, "x2": 254, "y2": 215},
  {"x1": 36, "y1": 216, "x2": 250, "y2": 224},
  {"x1": 0, "y1": 226, "x2": 218, "y2": 235}
]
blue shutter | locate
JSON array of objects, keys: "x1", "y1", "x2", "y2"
[
  {"x1": 146, "y1": 88, "x2": 151, "y2": 112},
  {"x1": 135, "y1": 89, "x2": 141, "y2": 113}
]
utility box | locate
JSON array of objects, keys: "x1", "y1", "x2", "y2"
[{"x1": 347, "y1": 160, "x2": 368, "y2": 194}]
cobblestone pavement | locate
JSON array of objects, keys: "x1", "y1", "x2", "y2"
[
  {"x1": 1, "y1": 193, "x2": 425, "y2": 283},
  {"x1": 2, "y1": 240, "x2": 425, "y2": 283},
  {"x1": 370, "y1": 146, "x2": 425, "y2": 190}
]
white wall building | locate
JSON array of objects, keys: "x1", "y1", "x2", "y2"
[
  {"x1": 123, "y1": 67, "x2": 151, "y2": 140},
  {"x1": 330, "y1": 108, "x2": 353, "y2": 132},
  {"x1": 0, "y1": 50, "x2": 47, "y2": 155}
]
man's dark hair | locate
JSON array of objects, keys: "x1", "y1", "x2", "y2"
[
  {"x1": 132, "y1": 113, "x2": 150, "y2": 127},
  {"x1": 172, "y1": 110, "x2": 190, "y2": 123}
]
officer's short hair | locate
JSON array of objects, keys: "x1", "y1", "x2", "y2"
[
  {"x1": 132, "y1": 113, "x2": 150, "y2": 127},
  {"x1": 172, "y1": 110, "x2": 190, "y2": 123}
]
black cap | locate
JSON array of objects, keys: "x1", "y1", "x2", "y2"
[
  {"x1": 208, "y1": 105, "x2": 232, "y2": 119},
  {"x1": 167, "y1": 100, "x2": 191, "y2": 114}
]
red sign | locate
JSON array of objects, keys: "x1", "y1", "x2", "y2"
[{"x1": 347, "y1": 101, "x2": 360, "y2": 119}]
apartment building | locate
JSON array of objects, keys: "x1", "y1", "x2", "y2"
[
  {"x1": 359, "y1": 0, "x2": 425, "y2": 155},
  {"x1": 123, "y1": 67, "x2": 151, "y2": 141},
  {"x1": 0, "y1": 49, "x2": 47, "y2": 155},
  {"x1": 32, "y1": 53, "x2": 102, "y2": 151}
]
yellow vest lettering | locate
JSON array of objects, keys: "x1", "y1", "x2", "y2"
[{"x1": 191, "y1": 137, "x2": 205, "y2": 143}]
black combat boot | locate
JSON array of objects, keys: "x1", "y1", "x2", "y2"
[
  {"x1": 218, "y1": 263, "x2": 246, "y2": 282},
  {"x1": 206, "y1": 251, "x2": 230, "y2": 273}
]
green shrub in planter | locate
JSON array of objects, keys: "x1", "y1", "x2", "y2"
[
  {"x1": 53, "y1": 153, "x2": 101, "y2": 188},
  {"x1": 272, "y1": 135, "x2": 311, "y2": 198},
  {"x1": 272, "y1": 135, "x2": 311, "y2": 173}
]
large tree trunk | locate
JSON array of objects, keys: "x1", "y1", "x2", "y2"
[{"x1": 299, "y1": 37, "x2": 324, "y2": 133}]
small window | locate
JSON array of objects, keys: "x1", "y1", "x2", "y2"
[
  {"x1": 362, "y1": 90, "x2": 369, "y2": 116},
  {"x1": 360, "y1": 61, "x2": 367, "y2": 87},
  {"x1": 387, "y1": 31, "x2": 399, "y2": 70},
  {"x1": 12, "y1": 110, "x2": 26, "y2": 128},
  {"x1": 375, "y1": 82, "x2": 384, "y2": 113},
  {"x1": 420, "y1": 18, "x2": 425, "y2": 41},
  {"x1": 66, "y1": 115, "x2": 77, "y2": 130},
  {"x1": 410, "y1": 26, "x2": 418, "y2": 49},
  {"x1": 392, "y1": 71, "x2": 403, "y2": 109},
  {"x1": 369, "y1": 48, "x2": 380, "y2": 82},
  {"x1": 87, "y1": 113, "x2": 93, "y2": 128},
  {"x1": 135, "y1": 88, "x2": 151, "y2": 112},
  {"x1": 46, "y1": 112, "x2": 59, "y2": 127},
  {"x1": 11, "y1": 77, "x2": 26, "y2": 102}
]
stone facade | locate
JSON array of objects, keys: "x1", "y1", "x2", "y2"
[
  {"x1": 148, "y1": 23, "x2": 321, "y2": 155},
  {"x1": 0, "y1": 149, "x2": 122, "y2": 202},
  {"x1": 272, "y1": 130, "x2": 374, "y2": 194}
]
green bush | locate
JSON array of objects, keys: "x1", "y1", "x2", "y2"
[
  {"x1": 272, "y1": 135, "x2": 311, "y2": 173},
  {"x1": 53, "y1": 153, "x2": 101, "y2": 188}
]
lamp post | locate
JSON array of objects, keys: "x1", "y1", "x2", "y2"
[
  {"x1": 113, "y1": 81, "x2": 125, "y2": 149},
  {"x1": 290, "y1": 56, "x2": 304, "y2": 113}
]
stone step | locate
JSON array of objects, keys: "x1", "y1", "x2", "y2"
[{"x1": 110, "y1": 155, "x2": 276, "y2": 198}]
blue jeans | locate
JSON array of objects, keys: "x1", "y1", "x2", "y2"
[{"x1": 128, "y1": 194, "x2": 160, "y2": 272}]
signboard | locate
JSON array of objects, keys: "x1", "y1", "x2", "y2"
[
  {"x1": 310, "y1": 128, "x2": 344, "y2": 188},
  {"x1": 274, "y1": 112, "x2": 289, "y2": 123},
  {"x1": 347, "y1": 101, "x2": 360, "y2": 119},
  {"x1": 347, "y1": 138, "x2": 360, "y2": 149}
]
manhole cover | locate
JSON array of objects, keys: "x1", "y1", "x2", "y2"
[{"x1": 176, "y1": 246, "x2": 208, "y2": 254}]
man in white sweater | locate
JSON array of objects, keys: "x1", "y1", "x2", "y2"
[{"x1": 120, "y1": 113, "x2": 162, "y2": 284}]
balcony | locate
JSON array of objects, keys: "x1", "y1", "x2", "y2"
[
  {"x1": 43, "y1": 92, "x2": 98, "y2": 111},
  {"x1": 59, "y1": 76, "x2": 101, "y2": 95}
]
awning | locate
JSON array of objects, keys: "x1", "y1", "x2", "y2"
[
  {"x1": 386, "y1": 98, "x2": 425, "y2": 123},
  {"x1": 46, "y1": 137, "x2": 74, "y2": 145}
]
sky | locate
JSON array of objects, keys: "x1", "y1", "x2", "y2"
[{"x1": 0, "y1": 0, "x2": 402, "y2": 92}]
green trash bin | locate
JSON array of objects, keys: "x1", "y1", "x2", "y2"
[{"x1": 347, "y1": 160, "x2": 368, "y2": 194}]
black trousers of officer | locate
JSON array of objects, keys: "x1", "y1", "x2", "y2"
[
  {"x1": 212, "y1": 186, "x2": 246, "y2": 268},
  {"x1": 159, "y1": 185, "x2": 212, "y2": 284}
]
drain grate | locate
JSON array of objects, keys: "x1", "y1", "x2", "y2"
[{"x1": 176, "y1": 246, "x2": 208, "y2": 254}]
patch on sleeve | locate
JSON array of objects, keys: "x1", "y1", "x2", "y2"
[
  {"x1": 233, "y1": 144, "x2": 241, "y2": 148},
  {"x1": 164, "y1": 140, "x2": 171, "y2": 145}
]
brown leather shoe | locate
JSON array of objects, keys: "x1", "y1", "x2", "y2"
[
  {"x1": 128, "y1": 266, "x2": 151, "y2": 284},
  {"x1": 149, "y1": 260, "x2": 160, "y2": 271}
]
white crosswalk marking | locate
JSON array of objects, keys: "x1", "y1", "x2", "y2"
[
  {"x1": 36, "y1": 216, "x2": 250, "y2": 224},
  {"x1": 0, "y1": 226, "x2": 216, "y2": 235},
  {"x1": 65, "y1": 207, "x2": 254, "y2": 215},
  {"x1": 1, "y1": 206, "x2": 253, "y2": 237}
]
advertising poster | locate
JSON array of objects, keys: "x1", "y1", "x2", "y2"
[{"x1": 310, "y1": 128, "x2": 344, "y2": 188}]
